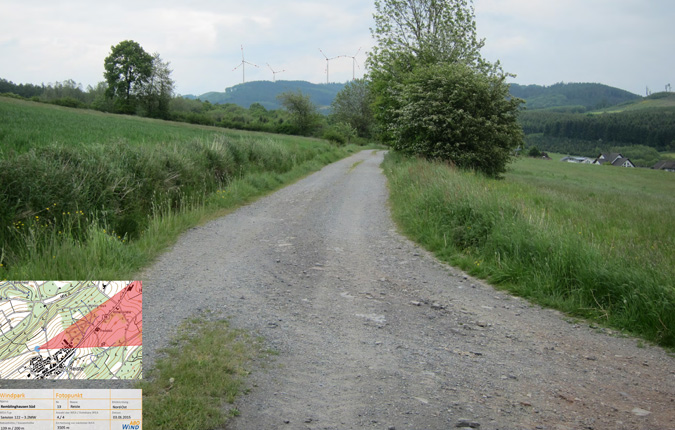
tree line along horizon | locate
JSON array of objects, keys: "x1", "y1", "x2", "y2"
[{"x1": 2, "y1": 0, "x2": 674, "y2": 174}]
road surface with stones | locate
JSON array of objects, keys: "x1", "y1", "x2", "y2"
[
  {"x1": 7, "y1": 150, "x2": 671, "y2": 429},
  {"x1": 144, "y1": 150, "x2": 674, "y2": 429}
]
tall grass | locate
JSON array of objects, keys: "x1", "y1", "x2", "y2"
[
  {"x1": 383, "y1": 152, "x2": 675, "y2": 347},
  {"x1": 0, "y1": 98, "x2": 356, "y2": 278}
]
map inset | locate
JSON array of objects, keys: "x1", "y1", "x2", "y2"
[{"x1": 0, "y1": 281, "x2": 142, "y2": 380}]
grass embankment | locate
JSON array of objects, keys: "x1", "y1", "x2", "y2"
[
  {"x1": 383, "y1": 152, "x2": 675, "y2": 347},
  {"x1": 0, "y1": 97, "x2": 358, "y2": 278}
]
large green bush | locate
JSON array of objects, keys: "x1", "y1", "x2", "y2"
[
  {"x1": 389, "y1": 62, "x2": 523, "y2": 176},
  {"x1": 367, "y1": 0, "x2": 523, "y2": 177}
]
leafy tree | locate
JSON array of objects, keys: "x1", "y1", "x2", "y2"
[
  {"x1": 368, "y1": 0, "x2": 522, "y2": 176},
  {"x1": 139, "y1": 53, "x2": 175, "y2": 119},
  {"x1": 389, "y1": 62, "x2": 522, "y2": 176},
  {"x1": 87, "y1": 82, "x2": 114, "y2": 112},
  {"x1": 104, "y1": 40, "x2": 153, "y2": 114},
  {"x1": 330, "y1": 79, "x2": 374, "y2": 138},
  {"x1": 528, "y1": 146, "x2": 542, "y2": 157},
  {"x1": 369, "y1": 0, "x2": 487, "y2": 69},
  {"x1": 277, "y1": 90, "x2": 321, "y2": 135},
  {"x1": 323, "y1": 122, "x2": 357, "y2": 145}
]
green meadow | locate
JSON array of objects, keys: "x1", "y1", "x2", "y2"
[
  {"x1": 384, "y1": 153, "x2": 675, "y2": 347},
  {"x1": 0, "y1": 97, "x2": 357, "y2": 279}
]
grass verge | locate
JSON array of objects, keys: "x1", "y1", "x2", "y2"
[
  {"x1": 383, "y1": 151, "x2": 675, "y2": 347},
  {"x1": 137, "y1": 312, "x2": 266, "y2": 430}
]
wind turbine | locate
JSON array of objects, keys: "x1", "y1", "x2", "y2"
[
  {"x1": 319, "y1": 49, "x2": 343, "y2": 84},
  {"x1": 267, "y1": 63, "x2": 286, "y2": 82},
  {"x1": 232, "y1": 45, "x2": 258, "y2": 84},
  {"x1": 346, "y1": 47, "x2": 362, "y2": 81}
]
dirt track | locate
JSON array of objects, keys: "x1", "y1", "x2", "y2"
[
  {"x1": 1, "y1": 150, "x2": 671, "y2": 428},
  {"x1": 136, "y1": 150, "x2": 673, "y2": 429}
]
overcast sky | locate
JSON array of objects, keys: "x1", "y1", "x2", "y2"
[{"x1": 1, "y1": 0, "x2": 673, "y2": 96}]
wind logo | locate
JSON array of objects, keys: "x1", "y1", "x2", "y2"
[{"x1": 121, "y1": 420, "x2": 141, "y2": 430}]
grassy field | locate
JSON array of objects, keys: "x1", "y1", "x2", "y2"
[
  {"x1": 384, "y1": 153, "x2": 675, "y2": 347},
  {"x1": 0, "y1": 97, "x2": 358, "y2": 279},
  {"x1": 593, "y1": 92, "x2": 675, "y2": 113}
]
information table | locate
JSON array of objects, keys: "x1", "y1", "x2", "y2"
[{"x1": 0, "y1": 389, "x2": 141, "y2": 430}]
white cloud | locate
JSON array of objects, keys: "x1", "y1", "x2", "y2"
[{"x1": 1, "y1": 0, "x2": 672, "y2": 95}]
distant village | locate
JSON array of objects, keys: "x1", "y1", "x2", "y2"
[{"x1": 536, "y1": 152, "x2": 675, "y2": 172}]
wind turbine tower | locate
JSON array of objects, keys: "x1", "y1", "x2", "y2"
[
  {"x1": 232, "y1": 45, "x2": 259, "y2": 84},
  {"x1": 319, "y1": 49, "x2": 343, "y2": 84},
  {"x1": 346, "y1": 48, "x2": 362, "y2": 81},
  {"x1": 267, "y1": 63, "x2": 286, "y2": 82}
]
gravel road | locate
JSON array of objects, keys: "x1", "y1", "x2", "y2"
[
  {"x1": 141, "y1": 150, "x2": 674, "y2": 429},
  {"x1": 4, "y1": 150, "x2": 672, "y2": 429}
]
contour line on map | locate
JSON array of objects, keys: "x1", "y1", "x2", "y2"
[{"x1": 0, "y1": 281, "x2": 142, "y2": 380}]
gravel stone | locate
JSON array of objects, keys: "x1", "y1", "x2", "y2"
[{"x1": 5, "y1": 151, "x2": 670, "y2": 430}]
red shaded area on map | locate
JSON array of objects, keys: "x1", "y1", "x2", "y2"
[{"x1": 40, "y1": 281, "x2": 142, "y2": 349}]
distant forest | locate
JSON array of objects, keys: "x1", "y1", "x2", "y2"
[
  {"x1": 187, "y1": 80, "x2": 345, "y2": 111},
  {"x1": 511, "y1": 82, "x2": 640, "y2": 111}
]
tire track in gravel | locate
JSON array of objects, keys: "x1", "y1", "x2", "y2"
[
  {"x1": 144, "y1": 151, "x2": 675, "y2": 430},
  {"x1": 7, "y1": 150, "x2": 671, "y2": 429},
  {"x1": 142, "y1": 150, "x2": 673, "y2": 430}
]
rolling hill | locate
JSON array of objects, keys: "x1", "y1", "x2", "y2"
[
  {"x1": 510, "y1": 82, "x2": 641, "y2": 111},
  {"x1": 592, "y1": 91, "x2": 675, "y2": 113},
  {"x1": 184, "y1": 80, "x2": 643, "y2": 113},
  {"x1": 184, "y1": 80, "x2": 346, "y2": 111}
]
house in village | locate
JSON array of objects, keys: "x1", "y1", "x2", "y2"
[
  {"x1": 652, "y1": 160, "x2": 675, "y2": 172},
  {"x1": 593, "y1": 153, "x2": 635, "y2": 168}
]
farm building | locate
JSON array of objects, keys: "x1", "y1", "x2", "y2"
[
  {"x1": 561, "y1": 156, "x2": 593, "y2": 164},
  {"x1": 652, "y1": 160, "x2": 675, "y2": 172},
  {"x1": 593, "y1": 153, "x2": 635, "y2": 167}
]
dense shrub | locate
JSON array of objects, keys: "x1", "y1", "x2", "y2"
[{"x1": 388, "y1": 62, "x2": 523, "y2": 177}]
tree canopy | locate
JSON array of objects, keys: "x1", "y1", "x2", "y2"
[
  {"x1": 277, "y1": 90, "x2": 321, "y2": 136},
  {"x1": 330, "y1": 79, "x2": 374, "y2": 138},
  {"x1": 139, "y1": 53, "x2": 175, "y2": 119},
  {"x1": 368, "y1": 0, "x2": 522, "y2": 176},
  {"x1": 104, "y1": 40, "x2": 153, "y2": 113}
]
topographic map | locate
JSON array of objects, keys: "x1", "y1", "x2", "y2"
[{"x1": 0, "y1": 281, "x2": 142, "y2": 380}]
